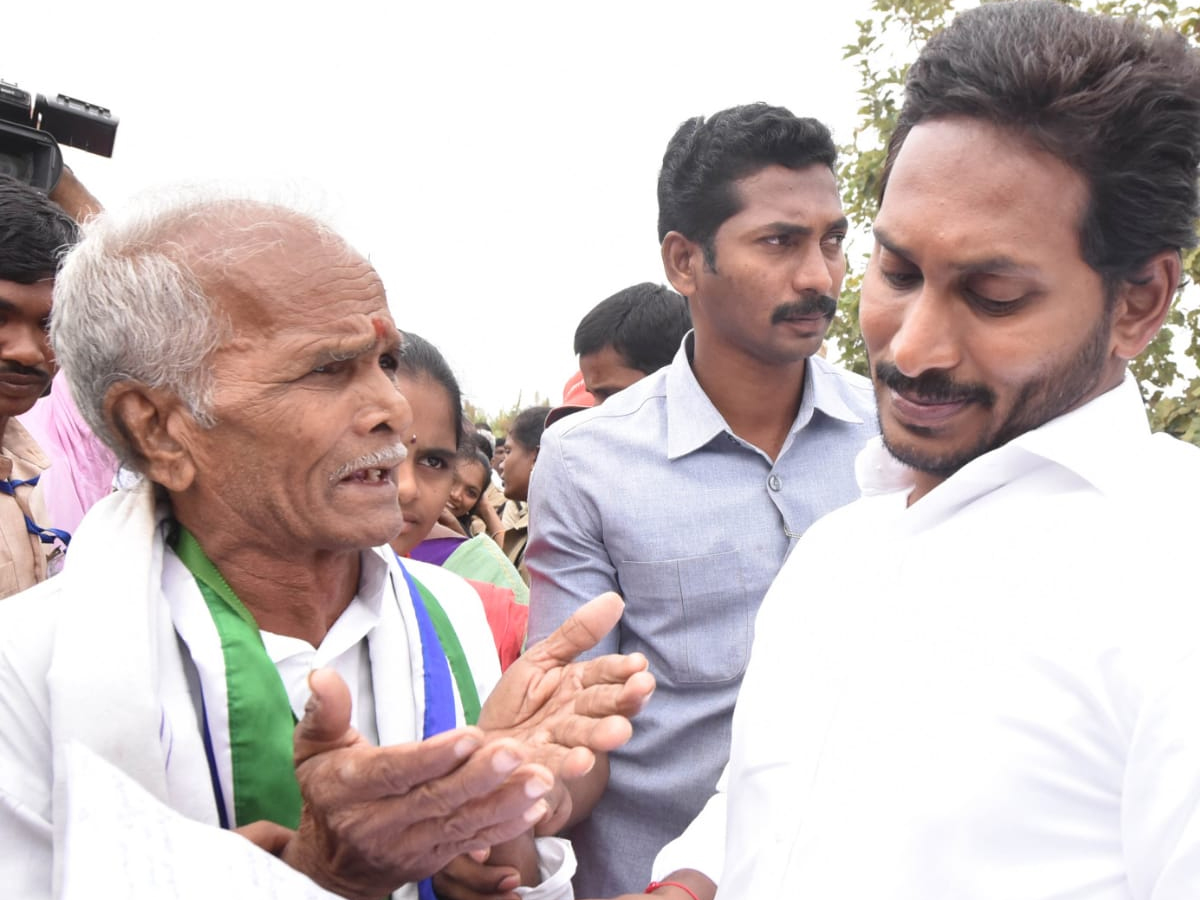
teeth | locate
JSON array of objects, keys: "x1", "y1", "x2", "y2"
[{"x1": 365, "y1": 468, "x2": 383, "y2": 482}]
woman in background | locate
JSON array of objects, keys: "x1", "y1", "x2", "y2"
[{"x1": 389, "y1": 334, "x2": 528, "y2": 668}]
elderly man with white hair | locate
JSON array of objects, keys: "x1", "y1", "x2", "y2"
[{"x1": 0, "y1": 190, "x2": 654, "y2": 900}]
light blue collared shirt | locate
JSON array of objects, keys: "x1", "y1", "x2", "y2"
[{"x1": 526, "y1": 335, "x2": 878, "y2": 897}]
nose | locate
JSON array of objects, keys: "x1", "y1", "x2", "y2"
[
  {"x1": 883, "y1": 285, "x2": 962, "y2": 378},
  {"x1": 3, "y1": 323, "x2": 52, "y2": 371},
  {"x1": 394, "y1": 452, "x2": 417, "y2": 505},
  {"x1": 355, "y1": 364, "x2": 413, "y2": 438},
  {"x1": 791, "y1": 240, "x2": 837, "y2": 298}
]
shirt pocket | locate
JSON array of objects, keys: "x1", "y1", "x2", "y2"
[{"x1": 618, "y1": 549, "x2": 751, "y2": 684}]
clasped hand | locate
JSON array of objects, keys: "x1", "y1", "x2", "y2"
[{"x1": 240, "y1": 591, "x2": 653, "y2": 900}]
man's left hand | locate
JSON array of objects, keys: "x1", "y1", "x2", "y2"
[{"x1": 477, "y1": 591, "x2": 654, "y2": 832}]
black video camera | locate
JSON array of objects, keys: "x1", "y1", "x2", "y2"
[{"x1": 0, "y1": 80, "x2": 118, "y2": 192}]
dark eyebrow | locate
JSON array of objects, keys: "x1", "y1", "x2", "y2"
[
  {"x1": 760, "y1": 216, "x2": 849, "y2": 238},
  {"x1": 873, "y1": 224, "x2": 1038, "y2": 276}
]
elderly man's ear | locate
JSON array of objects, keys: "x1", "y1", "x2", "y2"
[{"x1": 105, "y1": 383, "x2": 200, "y2": 492}]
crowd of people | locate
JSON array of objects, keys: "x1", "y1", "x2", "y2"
[{"x1": 1, "y1": 2, "x2": 1200, "y2": 899}]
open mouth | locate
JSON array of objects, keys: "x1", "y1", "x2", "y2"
[
  {"x1": 332, "y1": 444, "x2": 407, "y2": 485},
  {"x1": 343, "y1": 467, "x2": 391, "y2": 484}
]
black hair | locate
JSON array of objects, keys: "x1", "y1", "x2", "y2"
[
  {"x1": 0, "y1": 175, "x2": 80, "y2": 283},
  {"x1": 657, "y1": 103, "x2": 838, "y2": 267},
  {"x1": 508, "y1": 405, "x2": 551, "y2": 452},
  {"x1": 573, "y1": 282, "x2": 691, "y2": 373},
  {"x1": 468, "y1": 429, "x2": 493, "y2": 458},
  {"x1": 457, "y1": 446, "x2": 493, "y2": 487},
  {"x1": 882, "y1": 0, "x2": 1200, "y2": 292},
  {"x1": 395, "y1": 331, "x2": 465, "y2": 450}
]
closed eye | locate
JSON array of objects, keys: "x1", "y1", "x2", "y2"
[
  {"x1": 966, "y1": 291, "x2": 1026, "y2": 316},
  {"x1": 881, "y1": 269, "x2": 923, "y2": 290}
]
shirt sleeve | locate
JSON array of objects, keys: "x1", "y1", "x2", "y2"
[
  {"x1": 515, "y1": 837, "x2": 577, "y2": 900},
  {"x1": 525, "y1": 427, "x2": 619, "y2": 656}
]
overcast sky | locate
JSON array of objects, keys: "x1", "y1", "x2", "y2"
[{"x1": 10, "y1": 0, "x2": 875, "y2": 414}]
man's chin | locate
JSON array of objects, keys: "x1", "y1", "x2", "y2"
[
  {"x1": 0, "y1": 393, "x2": 49, "y2": 421},
  {"x1": 880, "y1": 425, "x2": 995, "y2": 481}
]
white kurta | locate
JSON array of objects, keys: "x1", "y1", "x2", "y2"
[{"x1": 712, "y1": 378, "x2": 1200, "y2": 900}]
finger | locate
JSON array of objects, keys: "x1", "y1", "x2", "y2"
[
  {"x1": 546, "y1": 713, "x2": 634, "y2": 757},
  {"x1": 524, "y1": 591, "x2": 625, "y2": 665},
  {"x1": 395, "y1": 759, "x2": 554, "y2": 864},
  {"x1": 293, "y1": 667, "x2": 358, "y2": 765},
  {"x1": 570, "y1": 668, "x2": 656, "y2": 717},
  {"x1": 397, "y1": 741, "x2": 545, "y2": 821},
  {"x1": 564, "y1": 657, "x2": 652, "y2": 696},
  {"x1": 334, "y1": 727, "x2": 486, "y2": 800},
  {"x1": 234, "y1": 819, "x2": 295, "y2": 856},
  {"x1": 433, "y1": 854, "x2": 522, "y2": 900},
  {"x1": 533, "y1": 778, "x2": 575, "y2": 835}
]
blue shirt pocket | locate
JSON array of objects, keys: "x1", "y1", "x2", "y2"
[{"x1": 618, "y1": 549, "x2": 751, "y2": 684}]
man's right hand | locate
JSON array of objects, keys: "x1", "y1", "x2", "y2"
[{"x1": 278, "y1": 668, "x2": 554, "y2": 900}]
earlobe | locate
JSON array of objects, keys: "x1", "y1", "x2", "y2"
[
  {"x1": 661, "y1": 232, "x2": 701, "y2": 298},
  {"x1": 1110, "y1": 250, "x2": 1181, "y2": 360},
  {"x1": 105, "y1": 383, "x2": 199, "y2": 492}
]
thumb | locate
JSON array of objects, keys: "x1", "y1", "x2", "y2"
[
  {"x1": 526, "y1": 591, "x2": 624, "y2": 666},
  {"x1": 293, "y1": 666, "x2": 360, "y2": 765}
]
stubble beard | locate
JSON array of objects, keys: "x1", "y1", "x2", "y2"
[{"x1": 877, "y1": 310, "x2": 1112, "y2": 480}]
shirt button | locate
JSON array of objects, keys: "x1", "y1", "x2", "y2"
[{"x1": 768, "y1": 474, "x2": 782, "y2": 492}]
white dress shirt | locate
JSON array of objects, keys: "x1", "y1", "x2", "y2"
[{"x1": 710, "y1": 377, "x2": 1200, "y2": 899}]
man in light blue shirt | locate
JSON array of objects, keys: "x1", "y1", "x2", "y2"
[{"x1": 525, "y1": 104, "x2": 878, "y2": 898}]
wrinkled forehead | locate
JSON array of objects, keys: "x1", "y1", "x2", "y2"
[{"x1": 182, "y1": 217, "x2": 386, "y2": 333}]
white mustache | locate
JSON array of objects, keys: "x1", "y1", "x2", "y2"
[{"x1": 330, "y1": 443, "x2": 408, "y2": 482}]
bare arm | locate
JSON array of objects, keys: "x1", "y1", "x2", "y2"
[{"x1": 49, "y1": 165, "x2": 102, "y2": 221}]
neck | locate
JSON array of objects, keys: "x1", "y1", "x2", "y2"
[
  {"x1": 179, "y1": 517, "x2": 361, "y2": 647},
  {"x1": 691, "y1": 332, "x2": 808, "y2": 462}
]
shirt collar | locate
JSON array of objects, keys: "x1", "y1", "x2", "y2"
[
  {"x1": 665, "y1": 332, "x2": 867, "y2": 460},
  {"x1": 1, "y1": 418, "x2": 50, "y2": 474},
  {"x1": 856, "y1": 374, "x2": 1152, "y2": 503},
  {"x1": 260, "y1": 548, "x2": 389, "y2": 662}
]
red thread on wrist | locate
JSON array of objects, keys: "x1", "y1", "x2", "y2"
[{"x1": 646, "y1": 880, "x2": 701, "y2": 900}]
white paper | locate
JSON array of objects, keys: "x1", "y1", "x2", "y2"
[{"x1": 59, "y1": 741, "x2": 343, "y2": 899}]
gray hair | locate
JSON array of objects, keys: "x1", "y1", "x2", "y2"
[{"x1": 51, "y1": 186, "x2": 344, "y2": 466}]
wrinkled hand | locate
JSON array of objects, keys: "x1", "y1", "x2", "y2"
[
  {"x1": 478, "y1": 592, "x2": 655, "y2": 832},
  {"x1": 278, "y1": 668, "x2": 555, "y2": 900}
]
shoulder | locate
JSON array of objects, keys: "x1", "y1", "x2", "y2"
[
  {"x1": 809, "y1": 356, "x2": 877, "y2": 422},
  {"x1": 1, "y1": 419, "x2": 51, "y2": 475},
  {"x1": 545, "y1": 366, "x2": 670, "y2": 446},
  {"x1": 401, "y1": 557, "x2": 481, "y2": 613},
  {"x1": 400, "y1": 557, "x2": 502, "y2": 683},
  {"x1": 446, "y1": 534, "x2": 528, "y2": 601},
  {"x1": 0, "y1": 577, "x2": 65, "y2": 656}
]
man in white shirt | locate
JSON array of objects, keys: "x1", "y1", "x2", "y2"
[
  {"x1": 0, "y1": 191, "x2": 655, "y2": 900},
  {"x1": 633, "y1": 3, "x2": 1200, "y2": 899}
]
